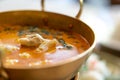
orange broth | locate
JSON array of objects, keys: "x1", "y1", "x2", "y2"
[{"x1": 0, "y1": 25, "x2": 90, "y2": 67}]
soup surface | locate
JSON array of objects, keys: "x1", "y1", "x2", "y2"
[{"x1": 0, "y1": 25, "x2": 90, "y2": 67}]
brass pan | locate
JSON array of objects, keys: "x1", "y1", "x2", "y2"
[{"x1": 0, "y1": 0, "x2": 95, "y2": 80}]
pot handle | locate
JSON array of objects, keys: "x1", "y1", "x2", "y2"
[
  {"x1": 0, "y1": 53, "x2": 8, "y2": 80},
  {"x1": 41, "y1": 0, "x2": 83, "y2": 19}
]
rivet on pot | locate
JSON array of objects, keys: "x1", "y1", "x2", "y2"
[
  {"x1": 42, "y1": 18, "x2": 48, "y2": 26},
  {"x1": 68, "y1": 24, "x2": 74, "y2": 29}
]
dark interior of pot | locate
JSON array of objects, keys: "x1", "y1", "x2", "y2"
[{"x1": 0, "y1": 10, "x2": 95, "y2": 46}]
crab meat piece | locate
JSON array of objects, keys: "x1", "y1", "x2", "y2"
[
  {"x1": 36, "y1": 39, "x2": 58, "y2": 53},
  {"x1": 18, "y1": 33, "x2": 59, "y2": 53},
  {"x1": 18, "y1": 34, "x2": 44, "y2": 47},
  {"x1": 19, "y1": 52, "x2": 31, "y2": 58},
  {"x1": 0, "y1": 44, "x2": 19, "y2": 54}
]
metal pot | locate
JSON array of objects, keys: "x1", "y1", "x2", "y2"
[{"x1": 0, "y1": 0, "x2": 95, "y2": 80}]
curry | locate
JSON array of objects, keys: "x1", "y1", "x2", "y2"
[{"x1": 0, "y1": 25, "x2": 90, "y2": 67}]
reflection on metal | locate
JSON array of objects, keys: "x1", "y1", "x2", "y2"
[
  {"x1": 0, "y1": 51, "x2": 9, "y2": 80},
  {"x1": 74, "y1": 72, "x2": 79, "y2": 80},
  {"x1": 76, "y1": 0, "x2": 83, "y2": 19}
]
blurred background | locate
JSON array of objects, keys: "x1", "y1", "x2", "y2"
[{"x1": 0, "y1": 0, "x2": 120, "y2": 80}]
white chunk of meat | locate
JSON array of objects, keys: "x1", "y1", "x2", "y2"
[
  {"x1": 0, "y1": 44, "x2": 19, "y2": 54},
  {"x1": 19, "y1": 52, "x2": 31, "y2": 58},
  {"x1": 18, "y1": 34, "x2": 44, "y2": 47},
  {"x1": 18, "y1": 33, "x2": 59, "y2": 53},
  {"x1": 36, "y1": 39, "x2": 58, "y2": 53}
]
